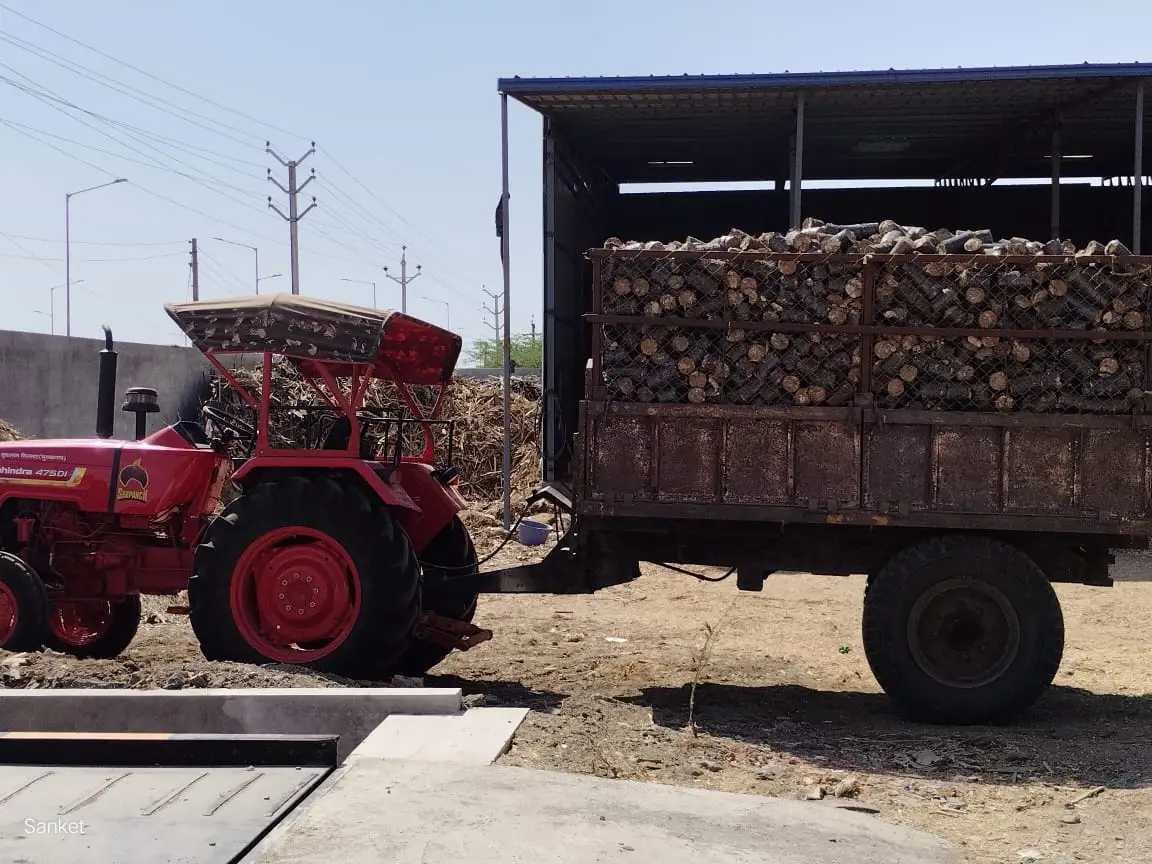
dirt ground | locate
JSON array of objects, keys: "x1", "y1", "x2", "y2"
[{"x1": 3, "y1": 529, "x2": 1152, "y2": 864}]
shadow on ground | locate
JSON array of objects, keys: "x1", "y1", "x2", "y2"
[
  {"x1": 627, "y1": 682, "x2": 1152, "y2": 789},
  {"x1": 425, "y1": 674, "x2": 567, "y2": 714}
]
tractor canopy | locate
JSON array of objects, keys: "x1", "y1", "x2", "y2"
[{"x1": 164, "y1": 293, "x2": 462, "y2": 385}]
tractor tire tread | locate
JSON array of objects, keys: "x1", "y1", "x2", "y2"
[
  {"x1": 189, "y1": 474, "x2": 420, "y2": 678},
  {"x1": 0, "y1": 553, "x2": 49, "y2": 652},
  {"x1": 398, "y1": 516, "x2": 480, "y2": 676}
]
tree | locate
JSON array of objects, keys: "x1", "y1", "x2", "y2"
[{"x1": 468, "y1": 332, "x2": 542, "y2": 369}]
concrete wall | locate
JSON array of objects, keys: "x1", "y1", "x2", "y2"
[
  {"x1": 0, "y1": 329, "x2": 212, "y2": 440},
  {"x1": 0, "y1": 328, "x2": 539, "y2": 441}
]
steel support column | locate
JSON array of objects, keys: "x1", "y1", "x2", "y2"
[
  {"x1": 500, "y1": 92, "x2": 513, "y2": 530},
  {"x1": 1135, "y1": 81, "x2": 1145, "y2": 253},
  {"x1": 790, "y1": 94, "x2": 805, "y2": 229},
  {"x1": 1050, "y1": 124, "x2": 1061, "y2": 240}
]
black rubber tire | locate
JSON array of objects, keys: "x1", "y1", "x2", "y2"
[
  {"x1": 862, "y1": 533, "x2": 1064, "y2": 725},
  {"x1": 44, "y1": 595, "x2": 141, "y2": 659},
  {"x1": 189, "y1": 474, "x2": 420, "y2": 678},
  {"x1": 0, "y1": 552, "x2": 49, "y2": 652},
  {"x1": 398, "y1": 516, "x2": 480, "y2": 675}
]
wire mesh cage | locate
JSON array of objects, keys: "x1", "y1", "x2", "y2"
[{"x1": 592, "y1": 249, "x2": 1152, "y2": 415}]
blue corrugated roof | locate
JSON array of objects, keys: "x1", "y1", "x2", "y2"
[
  {"x1": 498, "y1": 63, "x2": 1150, "y2": 184},
  {"x1": 499, "y1": 63, "x2": 1151, "y2": 94}
]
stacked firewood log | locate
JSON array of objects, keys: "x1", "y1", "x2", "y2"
[{"x1": 597, "y1": 220, "x2": 1152, "y2": 412}]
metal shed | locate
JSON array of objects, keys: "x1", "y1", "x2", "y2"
[{"x1": 495, "y1": 63, "x2": 1152, "y2": 483}]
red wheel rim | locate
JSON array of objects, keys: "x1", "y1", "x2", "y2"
[
  {"x1": 230, "y1": 526, "x2": 361, "y2": 663},
  {"x1": 50, "y1": 601, "x2": 114, "y2": 646},
  {"x1": 0, "y1": 582, "x2": 17, "y2": 644}
]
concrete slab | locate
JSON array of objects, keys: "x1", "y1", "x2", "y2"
[
  {"x1": 346, "y1": 707, "x2": 529, "y2": 764},
  {"x1": 246, "y1": 760, "x2": 957, "y2": 864},
  {"x1": 0, "y1": 764, "x2": 329, "y2": 864},
  {"x1": 0, "y1": 688, "x2": 462, "y2": 763}
]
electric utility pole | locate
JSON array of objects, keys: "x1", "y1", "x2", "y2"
[
  {"x1": 190, "y1": 238, "x2": 199, "y2": 301},
  {"x1": 267, "y1": 142, "x2": 316, "y2": 295},
  {"x1": 482, "y1": 287, "x2": 503, "y2": 338},
  {"x1": 384, "y1": 245, "x2": 421, "y2": 313}
]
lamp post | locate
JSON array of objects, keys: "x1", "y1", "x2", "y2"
[
  {"x1": 45, "y1": 279, "x2": 82, "y2": 335},
  {"x1": 214, "y1": 237, "x2": 260, "y2": 293},
  {"x1": 66, "y1": 178, "x2": 126, "y2": 337},
  {"x1": 257, "y1": 274, "x2": 282, "y2": 290},
  {"x1": 341, "y1": 278, "x2": 377, "y2": 308},
  {"x1": 421, "y1": 295, "x2": 450, "y2": 331}
]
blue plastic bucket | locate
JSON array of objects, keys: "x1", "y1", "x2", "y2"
[{"x1": 517, "y1": 519, "x2": 550, "y2": 546}]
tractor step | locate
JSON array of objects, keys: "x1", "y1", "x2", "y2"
[{"x1": 414, "y1": 612, "x2": 492, "y2": 652}]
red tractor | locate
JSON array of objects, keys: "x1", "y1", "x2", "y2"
[{"x1": 0, "y1": 294, "x2": 490, "y2": 679}]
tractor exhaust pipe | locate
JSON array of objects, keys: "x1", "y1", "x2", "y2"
[{"x1": 96, "y1": 326, "x2": 117, "y2": 440}]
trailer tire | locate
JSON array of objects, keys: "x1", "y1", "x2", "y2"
[
  {"x1": 45, "y1": 595, "x2": 141, "y2": 659},
  {"x1": 0, "y1": 552, "x2": 49, "y2": 652},
  {"x1": 190, "y1": 475, "x2": 420, "y2": 678},
  {"x1": 399, "y1": 516, "x2": 479, "y2": 675},
  {"x1": 862, "y1": 533, "x2": 1063, "y2": 725}
]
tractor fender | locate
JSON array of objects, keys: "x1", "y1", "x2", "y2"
[
  {"x1": 392, "y1": 462, "x2": 466, "y2": 552},
  {"x1": 230, "y1": 458, "x2": 420, "y2": 512}
]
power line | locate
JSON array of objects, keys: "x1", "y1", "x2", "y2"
[
  {"x1": 319, "y1": 149, "x2": 481, "y2": 284},
  {"x1": 0, "y1": 117, "x2": 390, "y2": 275},
  {"x1": 0, "y1": 30, "x2": 263, "y2": 147},
  {"x1": 1, "y1": 233, "x2": 61, "y2": 275},
  {"x1": 0, "y1": 71, "x2": 268, "y2": 197},
  {"x1": 0, "y1": 1, "x2": 309, "y2": 143},
  {"x1": 0, "y1": 111, "x2": 267, "y2": 215},
  {"x1": 0, "y1": 231, "x2": 183, "y2": 247},
  {"x1": 0, "y1": 59, "x2": 264, "y2": 172},
  {"x1": 0, "y1": 250, "x2": 184, "y2": 262},
  {"x1": 4, "y1": 35, "x2": 482, "y2": 305},
  {"x1": 0, "y1": 8, "x2": 477, "y2": 301}
]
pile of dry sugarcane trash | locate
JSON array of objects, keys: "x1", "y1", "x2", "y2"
[{"x1": 0, "y1": 420, "x2": 20, "y2": 442}]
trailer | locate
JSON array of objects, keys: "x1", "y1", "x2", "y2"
[{"x1": 481, "y1": 65, "x2": 1152, "y2": 725}]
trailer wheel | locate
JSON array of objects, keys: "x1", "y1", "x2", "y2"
[
  {"x1": 399, "y1": 516, "x2": 479, "y2": 675},
  {"x1": 0, "y1": 552, "x2": 49, "y2": 652},
  {"x1": 190, "y1": 475, "x2": 420, "y2": 677},
  {"x1": 45, "y1": 595, "x2": 141, "y2": 659},
  {"x1": 862, "y1": 534, "x2": 1063, "y2": 725}
]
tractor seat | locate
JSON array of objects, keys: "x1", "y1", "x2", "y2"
[{"x1": 321, "y1": 416, "x2": 378, "y2": 460}]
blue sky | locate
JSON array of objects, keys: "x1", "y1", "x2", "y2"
[{"x1": 0, "y1": 0, "x2": 1148, "y2": 354}]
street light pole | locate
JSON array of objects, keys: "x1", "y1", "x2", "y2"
[
  {"x1": 66, "y1": 178, "x2": 126, "y2": 337},
  {"x1": 257, "y1": 274, "x2": 283, "y2": 289},
  {"x1": 47, "y1": 279, "x2": 82, "y2": 335},
  {"x1": 214, "y1": 237, "x2": 260, "y2": 293},
  {"x1": 421, "y1": 295, "x2": 450, "y2": 331},
  {"x1": 341, "y1": 278, "x2": 378, "y2": 308}
]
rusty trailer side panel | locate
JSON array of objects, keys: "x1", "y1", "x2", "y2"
[{"x1": 580, "y1": 401, "x2": 1152, "y2": 536}]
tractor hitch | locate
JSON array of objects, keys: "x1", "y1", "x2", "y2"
[{"x1": 414, "y1": 612, "x2": 493, "y2": 652}]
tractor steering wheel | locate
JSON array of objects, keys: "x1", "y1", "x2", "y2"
[{"x1": 201, "y1": 405, "x2": 255, "y2": 442}]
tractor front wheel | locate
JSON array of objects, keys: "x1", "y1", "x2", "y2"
[
  {"x1": 189, "y1": 475, "x2": 420, "y2": 677},
  {"x1": 45, "y1": 595, "x2": 141, "y2": 659},
  {"x1": 0, "y1": 552, "x2": 49, "y2": 652},
  {"x1": 399, "y1": 516, "x2": 480, "y2": 675}
]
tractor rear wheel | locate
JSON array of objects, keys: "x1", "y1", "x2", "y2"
[
  {"x1": 399, "y1": 516, "x2": 480, "y2": 675},
  {"x1": 44, "y1": 596, "x2": 141, "y2": 659},
  {"x1": 0, "y1": 552, "x2": 49, "y2": 652},
  {"x1": 189, "y1": 475, "x2": 420, "y2": 677}
]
